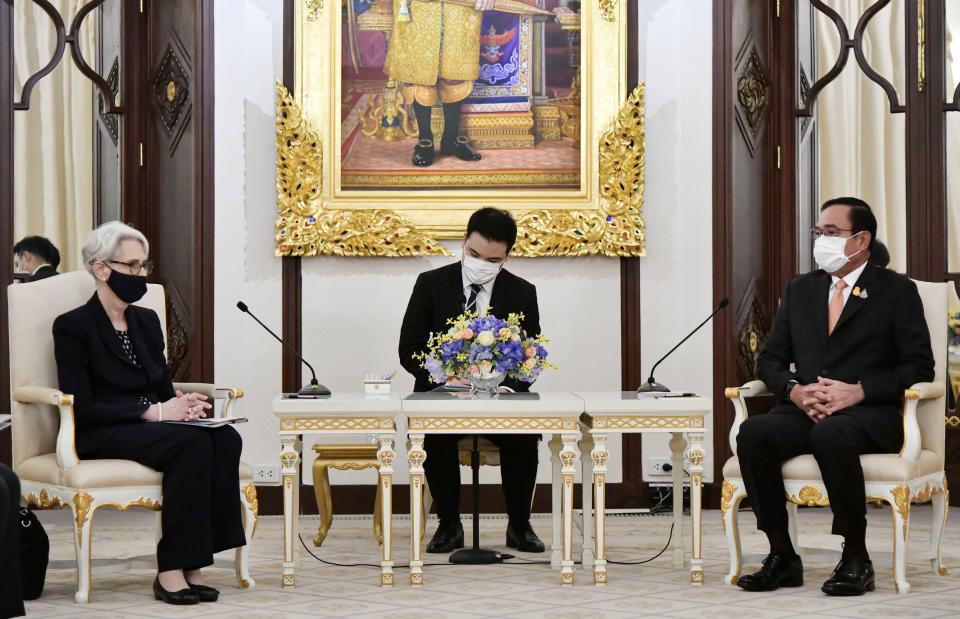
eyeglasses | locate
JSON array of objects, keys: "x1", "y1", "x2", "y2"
[
  {"x1": 95, "y1": 259, "x2": 155, "y2": 275},
  {"x1": 811, "y1": 227, "x2": 855, "y2": 240}
]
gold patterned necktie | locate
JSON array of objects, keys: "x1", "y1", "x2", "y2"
[{"x1": 828, "y1": 280, "x2": 847, "y2": 335}]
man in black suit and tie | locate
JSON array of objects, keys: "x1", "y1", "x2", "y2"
[
  {"x1": 736, "y1": 197, "x2": 934, "y2": 596},
  {"x1": 13, "y1": 235, "x2": 60, "y2": 281},
  {"x1": 399, "y1": 207, "x2": 544, "y2": 553}
]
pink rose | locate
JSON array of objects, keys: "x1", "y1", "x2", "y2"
[
  {"x1": 525, "y1": 347, "x2": 537, "y2": 358},
  {"x1": 468, "y1": 365, "x2": 480, "y2": 374},
  {"x1": 462, "y1": 328, "x2": 475, "y2": 340}
]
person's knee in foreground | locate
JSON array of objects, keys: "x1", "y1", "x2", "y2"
[{"x1": 735, "y1": 198, "x2": 934, "y2": 596}]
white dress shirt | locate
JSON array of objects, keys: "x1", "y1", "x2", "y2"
[
  {"x1": 827, "y1": 260, "x2": 868, "y2": 310},
  {"x1": 462, "y1": 271, "x2": 497, "y2": 314}
]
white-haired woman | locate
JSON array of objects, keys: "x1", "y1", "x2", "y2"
[{"x1": 52, "y1": 221, "x2": 246, "y2": 605}]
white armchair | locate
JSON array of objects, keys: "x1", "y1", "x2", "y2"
[
  {"x1": 8, "y1": 271, "x2": 258, "y2": 602},
  {"x1": 721, "y1": 280, "x2": 949, "y2": 594}
]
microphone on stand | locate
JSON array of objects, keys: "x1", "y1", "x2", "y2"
[
  {"x1": 637, "y1": 298, "x2": 729, "y2": 393},
  {"x1": 236, "y1": 301, "x2": 331, "y2": 396}
]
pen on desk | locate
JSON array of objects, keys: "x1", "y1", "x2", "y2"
[{"x1": 383, "y1": 370, "x2": 396, "y2": 381}]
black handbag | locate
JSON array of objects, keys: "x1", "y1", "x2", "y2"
[{"x1": 18, "y1": 506, "x2": 48, "y2": 600}]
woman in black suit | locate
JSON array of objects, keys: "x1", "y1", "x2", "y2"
[{"x1": 53, "y1": 221, "x2": 246, "y2": 605}]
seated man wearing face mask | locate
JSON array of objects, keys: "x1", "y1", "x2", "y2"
[
  {"x1": 735, "y1": 197, "x2": 934, "y2": 596},
  {"x1": 398, "y1": 207, "x2": 544, "y2": 554}
]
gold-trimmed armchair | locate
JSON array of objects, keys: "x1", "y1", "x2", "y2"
[
  {"x1": 721, "y1": 280, "x2": 949, "y2": 594},
  {"x1": 8, "y1": 271, "x2": 258, "y2": 603}
]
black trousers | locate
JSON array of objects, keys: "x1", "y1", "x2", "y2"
[
  {"x1": 424, "y1": 433, "x2": 539, "y2": 523},
  {"x1": 736, "y1": 408, "x2": 890, "y2": 542},
  {"x1": 0, "y1": 463, "x2": 25, "y2": 618},
  {"x1": 79, "y1": 423, "x2": 247, "y2": 572}
]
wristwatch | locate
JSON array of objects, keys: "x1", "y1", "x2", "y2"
[{"x1": 783, "y1": 379, "x2": 800, "y2": 400}]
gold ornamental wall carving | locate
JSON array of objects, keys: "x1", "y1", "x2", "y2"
[{"x1": 278, "y1": 1, "x2": 639, "y2": 258}]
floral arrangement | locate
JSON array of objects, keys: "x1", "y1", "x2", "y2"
[
  {"x1": 417, "y1": 311, "x2": 555, "y2": 385},
  {"x1": 949, "y1": 309, "x2": 960, "y2": 348}
]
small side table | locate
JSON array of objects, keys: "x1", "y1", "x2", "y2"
[{"x1": 311, "y1": 444, "x2": 384, "y2": 547}]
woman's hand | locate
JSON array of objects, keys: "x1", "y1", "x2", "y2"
[{"x1": 162, "y1": 391, "x2": 212, "y2": 421}]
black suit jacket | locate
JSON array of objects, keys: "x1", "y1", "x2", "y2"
[
  {"x1": 399, "y1": 262, "x2": 541, "y2": 392},
  {"x1": 29, "y1": 266, "x2": 58, "y2": 282},
  {"x1": 53, "y1": 295, "x2": 175, "y2": 454},
  {"x1": 756, "y1": 262, "x2": 935, "y2": 452}
]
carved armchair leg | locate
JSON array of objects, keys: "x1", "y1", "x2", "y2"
[
  {"x1": 889, "y1": 486, "x2": 912, "y2": 594},
  {"x1": 312, "y1": 464, "x2": 333, "y2": 547},
  {"x1": 237, "y1": 482, "x2": 258, "y2": 589},
  {"x1": 71, "y1": 492, "x2": 94, "y2": 603},
  {"x1": 721, "y1": 479, "x2": 746, "y2": 586},
  {"x1": 930, "y1": 481, "x2": 948, "y2": 576}
]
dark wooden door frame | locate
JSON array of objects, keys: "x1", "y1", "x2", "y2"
[{"x1": 265, "y1": 0, "x2": 648, "y2": 516}]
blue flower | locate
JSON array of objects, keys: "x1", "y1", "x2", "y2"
[{"x1": 424, "y1": 356, "x2": 448, "y2": 384}]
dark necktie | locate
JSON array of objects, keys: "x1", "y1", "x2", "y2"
[{"x1": 464, "y1": 284, "x2": 482, "y2": 312}]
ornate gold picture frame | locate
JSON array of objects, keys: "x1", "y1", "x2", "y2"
[{"x1": 276, "y1": 0, "x2": 643, "y2": 258}]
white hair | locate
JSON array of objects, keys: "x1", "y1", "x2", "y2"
[{"x1": 81, "y1": 221, "x2": 150, "y2": 275}]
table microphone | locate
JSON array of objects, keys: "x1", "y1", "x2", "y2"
[
  {"x1": 637, "y1": 298, "x2": 729, "y2": 393},
  {"x1": 236, "y1": 301, "x2": 331, "y2": 396}
]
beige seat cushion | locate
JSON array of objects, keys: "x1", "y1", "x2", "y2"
[
  {"x1": 19, "y1": 454, "x2": 254, "y2": 487},
  {"x1": 723, "y1": 450, "x2": 943, "y2": 484}
]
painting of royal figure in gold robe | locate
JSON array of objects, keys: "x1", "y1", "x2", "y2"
[{"x1": 342, "y1": 0, "x2": 582, "y2": 188}]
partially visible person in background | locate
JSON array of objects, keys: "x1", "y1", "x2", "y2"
[
  {"x1": 13, "y1": 235, "x2": 60, "y2": 282},
  {"x1": 0, "y1": 463, "x2": 25, "y2": 618}
]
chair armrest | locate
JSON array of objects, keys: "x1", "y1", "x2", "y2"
[
  {"x1": 12, "y1": 387, "x2": 79, "y2": 470},
  {"x1": 899, "y1": 382, "x2": 946, "y2": 463},
  {"x1": 215, "y1": 386, "x2": 244, "y2": 419},
  {"x1": 725, "y1": 380, "x2": 770, "y2": 456}
]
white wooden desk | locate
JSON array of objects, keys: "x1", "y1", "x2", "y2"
[
  {"x1": 273, "y1": 393, "x2": 402, "y2": 587},
  {"x1": 402, "y1": 392, "x2": 584, "y2": 585},
  {"x1": 575, "y1": 392, "x2": 711, "y2": 585}
]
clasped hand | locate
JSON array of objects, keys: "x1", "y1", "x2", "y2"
[
  {"x1": 789, "y1": 377, "x2": 864, "y2": 423},
  {"x1": 143, "y1": 391, "x2": 212, "y2": 421}
]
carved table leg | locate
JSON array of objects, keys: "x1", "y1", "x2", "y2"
[
  {"x1": 687, "y1": 432, "x2": 705, "y2": 585},
  {"x1": 668, "y1": 432, "x2": 686, "y2": 568},
  {"x1": 580, "y1": 432, "x2": 595, "y2": 572},
  {"x1": 408, "y1": 433, "x2": 426, "y2": 586},
  {"x1": 377, "y1": 437, "x2": 395, "y2": 586},
  {"x1": 591, "y1": 433, "x2": 609, "y2": 585},
  {"x1": 312, "y1": 463, "x2": 333, "y2": 547},
  {"x1": 560, "y1": 431, "x2": 580, "y2": 585},
  {"x1": 548, "y1": 434, "x2": 563, "y2": 568},
  {"x1": 280, "y1": 436, "x2": 302, "y2": 588}
]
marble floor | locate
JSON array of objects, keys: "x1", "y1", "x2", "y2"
[{"x1": 22, "y1": 504, "x2": 960, "y2": 618}]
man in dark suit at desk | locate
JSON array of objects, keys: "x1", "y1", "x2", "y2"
[
  {"x1": 13, "y1": 235, "x2": 60, "y2": 282},
  {"x1": 736, "y1": 197, "x2": 934, "y2": 596},
  {"x1": 399, "y1": 207, "x2": 544, "y2": 553}
]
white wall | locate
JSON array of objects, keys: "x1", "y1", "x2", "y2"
[
  {"x1": 636, "y1": 0, "x2": 715, "y2": 482},
  {"x1": 213, "y1": 0, "x2": 714, "y2": 490}
]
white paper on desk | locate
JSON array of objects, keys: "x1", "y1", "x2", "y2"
[
  {"x1": 159, "y1": 417, "x2": 248, "y2": 428},
  {"x1": 635, "y1": 392, "x2": 698, "y2": 400}
]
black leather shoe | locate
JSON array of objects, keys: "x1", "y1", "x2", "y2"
[
  {"x1": 440, "y1": 136, "x2": 481, "y2": 161},
  {"x1": 506, "y1": 521, "x2": 545, "y2": 553},
  {"x1": 412, "y1": 139, "x2": 435, "y2": 167},
  {"x1": 822, "y1": 555, "x2": 875, "y2": 596},
  {"x1": 188, "y1": 583, "x2": 220, "y2": 602},
  {"x1": 153, "y1": 577, "x2": 199, "y2": 605},
  {"x1": 736, "y1": 552, "x2": 803, "y2": 591},
  {"x1": 427, "y1": 520, "x2": 464, "y2": 553}
]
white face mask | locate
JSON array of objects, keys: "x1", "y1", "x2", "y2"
[
  {"x1": 813, "y1": 232, "x2": 862, "y2": 273},
  {"x1": 462, "y1": 252, "x2": 502, "y2": 285}
]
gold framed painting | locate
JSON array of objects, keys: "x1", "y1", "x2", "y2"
[{"x1": 277, "y1": 0, "x2": 644, "y2": 257}]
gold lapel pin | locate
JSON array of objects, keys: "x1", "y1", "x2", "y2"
[{"x1": 852, "y1": 287, "x2": 861, "y2": 297}]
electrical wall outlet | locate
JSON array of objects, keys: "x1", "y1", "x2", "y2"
[
  {"x1": 253, "y1": 465, "x2": 281, "y2": 484},
  {"x1": 647, "y1": 458, "x2": 674, "y2": 475}
]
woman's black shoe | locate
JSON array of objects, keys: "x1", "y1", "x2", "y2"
[
  {"x1": 189, "y1": 583, "x2": 220, "y2": 602},
  {"x1": 153, "y1": 577, "x2": 199, "y2": 605}
]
